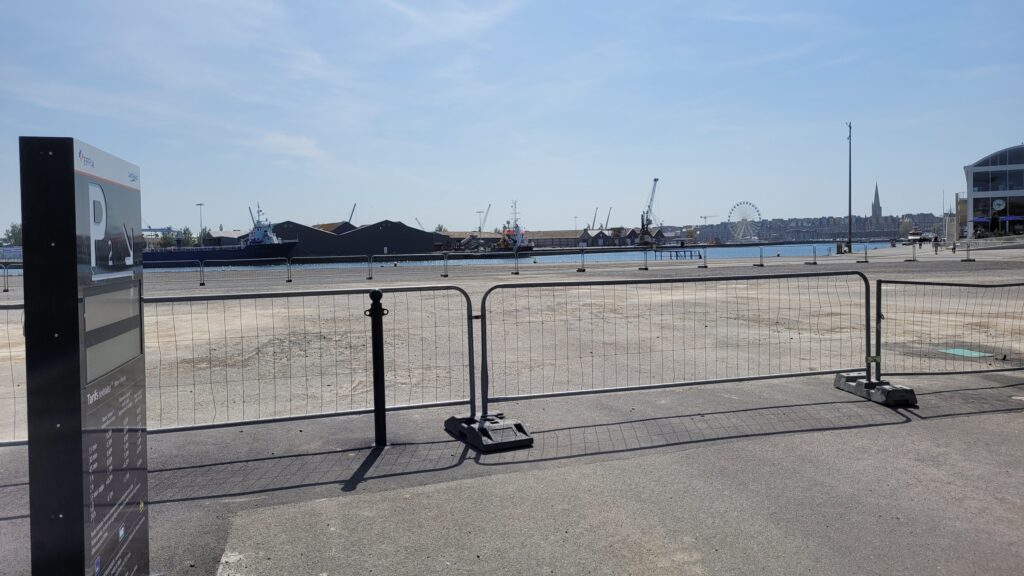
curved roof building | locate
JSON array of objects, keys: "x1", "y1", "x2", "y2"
[{"x1": 964, "y1": 144, "x2": 1024, "y2": 237}]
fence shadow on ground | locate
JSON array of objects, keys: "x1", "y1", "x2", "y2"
[
  {"x1": 147, "y1": 439, "x2": 471, "y2": 504},
  {"x1": 475, "y1": 399, "x2": 910, "y2": 466},
  {"x1": 142, "y1": 397, "x2": 911, "y2": 503},
  {"x1": 903, "y1": 382, "x2": 1024, "y2": 420}
]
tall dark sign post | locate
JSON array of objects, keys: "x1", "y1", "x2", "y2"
[{"x1": 20, "y1": 137, "x2": 149, "y2": 575}]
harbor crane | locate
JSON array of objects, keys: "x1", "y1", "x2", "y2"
[
  {"x1": 477, "y1": 203, "x2": 491, "y2": 232},
  {"x1": 590, "y1": 207, "x2": 599, "y2": 230},
  {"x1": 348, "y1": 203, "x2": 357, "y2": 224},
  {"x1": 603, "y1": 207, "x2": 612, "y2": 229},
  {"x1": 414, "y1": 217, "x2": 425, "y2": 230},
  {"x1": 642, "y1": 178, "x2": 660, "y2": 228},
  {"x1": 699, "y1": 215, "x2": 719, "y2": 226}
]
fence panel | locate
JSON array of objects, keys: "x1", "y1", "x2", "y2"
[
  {"x1": 1, "y1": 262, "x2": 23, "y2": 300},
  {"x1": 142, "y1": 260, "x2": 204, "y2": 289},
  {"x1": 370, "y1": 253, "x2": 448, "y2": 281},
  {"x1": 144, "y1": 286, "x2": 473, "y2": 430},
  {"x1": 0, "y1": 305, "x2": 26, "y2": 444},
  {"x1": 480, "y1": 272, "x2": 870, "y2": 409},
  {"x1": 877, "y1": 280, "x2": 1024, "y2": 376},
  {"x1": 202, "y1": 258, "x2": 290, "y2": 285},
  {"x1": 289, "y1": 255, "x2": 373, "y2": 284}
]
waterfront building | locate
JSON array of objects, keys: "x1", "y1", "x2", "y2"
[{"x1": 965, "y1": 144, "x2": 1024, "y2": 237}]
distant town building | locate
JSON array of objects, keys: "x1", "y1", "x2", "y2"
[{"x1": 964, "y1": 144, "x2": 1024, "y2": 237}]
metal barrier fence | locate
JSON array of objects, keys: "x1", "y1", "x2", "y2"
[
  {"x1": 202, "y1": 258, "x2": 291, "y2": 285},
  {"x1": 479, "y1": 272, "x2": 871, "y2": 415},
  {"x1": 2, "y1": 262, "x2": 23, "y2": 294},
  {"x1": 290, "y1": 255, "x2": 375, "y2": 283},
  {"x1": 142, "y1": 260, "x2": 204, "y2": 286},
  {"x1": 145, "y1": 286, "x2": 473, "y2": 431},
  {"x1": 876, "y1": 280, "x2": 1024, "y2": 377},
  {"x1": 0, "y1": 287, "x2": 473, "y2": 443},
  {"x1": 0, "y1": 304, "x2": 25, "y2": 444}
]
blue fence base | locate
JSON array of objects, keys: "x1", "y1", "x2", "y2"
[
  {"x1": 833, "y1": 372, "x2": 917, "y2": 407},
  {"x1": 444, "y1": 413, "x2": 533, "y2": 452}
]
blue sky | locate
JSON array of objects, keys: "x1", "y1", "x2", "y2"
[{"x1": 2, "y1": 0, "x2": 1022, "y2": 232}]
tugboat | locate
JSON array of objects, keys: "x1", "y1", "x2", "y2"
[
  {"x1": 496, "y1": 201, "x2": 534, "y2": 252},
  {"x1": 143, "y1": 205, "x2": 297, "y2": 264}
]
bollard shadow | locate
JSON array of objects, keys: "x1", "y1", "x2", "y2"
[
  {"x1": 474, "y1": 399, "x2": 912, "y2": 467},
  {"x1": 149, "y1": 439, "x2": 471, "y2": 504},
  {"x1": 903, "y1": 382, "x2": 1024, "y2": 420}
]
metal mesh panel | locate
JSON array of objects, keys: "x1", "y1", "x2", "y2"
[
  {"x1": 878, "y1": 281, "x2": 1024, "y2": 375},
  {"x1": 145, "y1": 289, "x2": 472, "y2": 429},
  {"x1": 201, "y1": 258, "x2": 290, "y2": 285},
  {"x1": 0, "y1": 306, "x2": 25, "y2": 443},
  {"x1": 482, "y1": 273, "x2": 869, "y2": 403}
]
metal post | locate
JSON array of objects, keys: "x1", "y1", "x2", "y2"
[
  {"x1": 199, "y1": 261, "x2": 206, "y2": 286},
  {"x1": 639, "y1": 248, "x2": 649, "y2": 271},
  {"x1": 365, "y1": 289, "x2": 388, "y2": 447},
  {"x1": 698, "y1": 247, "x2": 708, "y2": 268},
  {"x1": 846, "y1": 122, "x2": 852, "y2": 254},
  {"x1": 286, "y1": 259, "x2": 292, "y2": 283},
  {"x1": 366, "y1": 255, "x2": 373, "y2": 280},
  {"x1": 441, "y1": 252, "x2": 449, "y2": 278},
  {"x1": 2, "y1": 264, "x2": 7, "y2": 293},
  {"x1": 961, "y1": 242, "x2": 975, "y2": 262},
  {"x1": 512, "y1": 249, "x2": 520, "y2": 275},
  {"x1": 754, "y1": 247, "x2": 764, "y2": 267},
  {"x1": 576, "y1": 249, "x2": 586, "y2": 273},
  {"x1": 905, "y1": 244, "x2": 917, "y2": 262},
  {"x1": 874, "y1": 279, "x2": 882, "y2": 381},
  {"x1": 857, "y1": 244, "x2": 869, "y2": 264}
]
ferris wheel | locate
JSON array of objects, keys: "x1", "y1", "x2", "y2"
[{"x1": 728, "y1": 201, "x2": 762, "y2": 241}]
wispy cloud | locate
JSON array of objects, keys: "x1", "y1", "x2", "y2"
[
  {"x1": 376, "y1": 0, "x2": 525, "y2": 46},
  {"x1": 707, "y1": 7, "x2": 823, "y2": 26},
  {"x1": 241, "y1": 131, "x2": 328, "y2": 161}
]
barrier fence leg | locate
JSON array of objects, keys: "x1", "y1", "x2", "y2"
[
  {"x1": 199, "y1": 261, "x2": 206, "y2": 286},
  {"x1": 441, "y1": 253, "x2": 449, "y2": 278},
  {"x1": 365, "y1": 290, "x2": 388, "y2": 447},
  {"x1": 805, "y1": 246, "x2": 818, "y2": 265},
  {"x1": 753, "y1": 247, "x2": 764, "y2": 267},
  {"x1": 2, "y1": 264, "x2": 7, "y2": 292},
  {"x1": 366, "y1": 255, "x2": 373, "y2": 280},
  {"x1": 857, "y1": 244, "x2": 869, "y2": 264},
  {"x1": 961, "y1": 242, "x2": 975, "y2": 262},
  {"x1": 833, "y1": 279, "x2": 917, "y2": 407},
  {"x1": 698, "y1": 248, "x2": 708, "y2": 268},
  {"x1": 443, "y1": 305, "x2": 533, "y2": 452},
  {"x1": 286, "y1": 259, "x2": 293, "y2": 283},
  {"x1": 905, "y1": 243, "x2": 918, "y2": 262},
  {"x1": 639, "y1": 248, "x2": 649, "y2": 271},
  {"x1": 512, "y1": 249, "x2": 520, "y2": 275},
  {"x1": 577, "y1": 249, "x2": 586, "y2": 273}
]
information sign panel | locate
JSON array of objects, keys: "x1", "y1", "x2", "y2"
[{"x1": 20, "y1": 137, "x2": 149, "y2": 576}]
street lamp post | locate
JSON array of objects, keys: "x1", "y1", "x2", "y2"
[
  {"x1": 196, "y1": 202, "x2": 204, "y2": 247},
  {"x1": 846, "y1": 122, "x2": 852, "y2": 254}
]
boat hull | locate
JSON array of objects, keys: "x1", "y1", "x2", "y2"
[{"x1": 143, "y1": 241, "x2": 297, "y2": 266}]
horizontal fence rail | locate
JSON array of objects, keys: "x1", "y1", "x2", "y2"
[
  {"x1": 877, "y1": 280, "x2": 1024, "y2": 376},
  {"x1": 480, "y1": 272, "x2": 871, "y2": 413},
  {"x1": 0, "y1": 287, "x2": 473, "y2": 443}
]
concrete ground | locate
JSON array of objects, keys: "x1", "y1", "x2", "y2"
[{"x1": 1, "y1": 370, "x2": 1022, "y2": 575}]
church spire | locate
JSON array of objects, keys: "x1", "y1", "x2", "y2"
[{"x1": 871, "y1": 182, "x2": 882, "y2": 221}]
